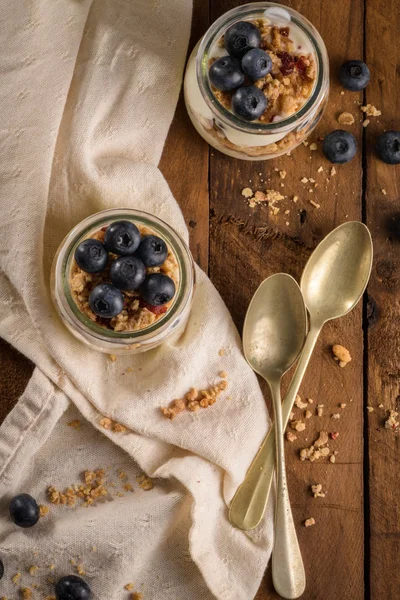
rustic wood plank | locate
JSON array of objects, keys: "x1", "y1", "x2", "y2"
[
  {"x1": 365, "y1": 0, "x2": 400, "y2": 598},
  {"x1": 208, "y1": 1, "x2": 365, "y2": 598},
  {"x1": 159, "y1": 0, "x2": 210, "y2": 271}
]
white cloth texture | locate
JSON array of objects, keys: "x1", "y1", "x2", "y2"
[{"x1": 0, "y1": 1, "x2": 273, "y2": 599}]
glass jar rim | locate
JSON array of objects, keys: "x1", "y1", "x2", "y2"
[
  {"x1": 53, "y1": 208, "x2": 194, "y2": 347},
  {"x1": 196, "y1": 1, "x2": 329, "y2": 134}
]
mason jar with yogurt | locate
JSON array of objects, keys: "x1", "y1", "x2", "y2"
[
  {"x1": 184, "y1": 2, "x2": 329, "y2": 160},
  {"x1": 51, "y1": 209, "x2": 195, "y2": 354}
]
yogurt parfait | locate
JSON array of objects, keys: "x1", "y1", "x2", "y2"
[
  {"x1": 52, "y1": 209, "x2": 195, "y2": 354},
  {"x1": 184, "y1": 3, "x2": 329, "y2": 160}
]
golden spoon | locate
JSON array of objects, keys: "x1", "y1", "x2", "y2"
[
  {"x1": 241, "y1": 273, "x2": 307, "y2": 599},
  {"x1": 230, "y1": 222, "x2": 373, "y2": 536}
]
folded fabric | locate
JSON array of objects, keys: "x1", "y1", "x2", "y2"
[{"x1": 0, "y1": 1, "x2": 273, "y2": 598}]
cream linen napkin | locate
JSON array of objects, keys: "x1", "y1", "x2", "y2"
[{"x1": 0, "y1": 1, "x2": 273, "y2": 599}]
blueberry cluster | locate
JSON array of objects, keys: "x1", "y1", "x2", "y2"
[
  {"x1": 74, "y1": 221, "x2": 176, "y2": 319},
  {"x1": 321, "y1": 61, "x2": 400, "y2": 165},
  {"x1": 209, "y1": 21, "x2": 272, "y2": 121},
  {"x1": 1, "y1": 493, "x2": 92, "y2": 598}
]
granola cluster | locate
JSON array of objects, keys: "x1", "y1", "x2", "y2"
[
  {"x1": 70, "y1": 226, "x2": 179, "y2": 333},
  {"x1": 161, "y1": 376, "x2": 228, "y2": 419}
]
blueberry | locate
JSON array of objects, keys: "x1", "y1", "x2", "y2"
[
  {"x1": 209, "y1": 56, "x2": 245, "y2": 91},
  {"x1": 104, "y1": 221, "x2": 141, "y2": 256},
  {"x1": 9, "y1": 494, "x2": 39, "y2": 528},
  {"x1": 231, "y1": 85, "x2": 267, "y2": 121},
  {"x1": 89, "y1": 284, "x2": 124, "y2": 318},
  {"x1": 110, "y1": 256, "x2": 146, "y2": 291},
  {"x1": 55, "y1": 575, "x2": 91, "y2": 600},
  {"x1": 74, "y1": 239, "x2": 108, "y2": 274},
  {"x1": 0, "y1": 558, "x2": 4, "y2": 580},
  {"x1": 225, "y1": 21, "x2": 261, "y2": 59},
  {"x1": 140, "y1": 273, "x2": 176, "y2": 306},
  {"x1": 241, "y1": 48, "x2": 272, "y2": 80},
  {"x1": 134, "y1": 235, "x2": 168, "y2": 267},
  {"x1": 339, "y1": 60, "x2": 370, "y2": 91},
  {"x1": 376, "y1": 131, "x2": 400, "y2": 165},
  {"x1": 322, "y1": 130, "x2": 357, "y2": 164}
]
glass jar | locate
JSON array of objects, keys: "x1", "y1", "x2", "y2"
[
  {"x1": 184, "y1": 2, "x2": 329, "y2": 160},
  {"x1": 51, "y1": 209, "x2": 195, "y2": 354}
]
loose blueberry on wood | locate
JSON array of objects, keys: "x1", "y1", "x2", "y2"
[
  {"x1": 89, "y1": 284, "x2": 124, "y2": 318},
  {"x1": 74, "y1": 239, "x2": 108, "y2": 274},
  {"x1": 9, "y1": 494, "x2": 40, "y2": 528},
  {"x1": 225, "y1": 21, "x2": 261, "y2": 59},
  {"x1": 231, "y1": 85, "x2": 267, "y2": 121},
  {"x1": 339, "y1": 60, "x2": 370, "y2": 91},
  {"x1": 110, "y1": 256, "x2": 146, "y2": 291},
  {"x1": 104, "y1": 221, "x2": 141, "y2": 256},
  {"x1": 135, "y1": 235, "x2": 168, "y2": 267},
  {"x1": 209, "y1": 56, "x2": 245, "y2": 91},
  {"x1": 376, "y1": 131, "x2": 400, "y2": 164},
  {"x1": 241, "y1": 48, "x2": 272, "y2": 80},
  {"x1": 322, "y1": 130, "x2": 357, "y2": 164},
  {"x1": 140, "y1": 273, "x2": 176, "y2": 306},
  {"x1": 55, "y1": 575, "x2": 92, "y2": 600}
]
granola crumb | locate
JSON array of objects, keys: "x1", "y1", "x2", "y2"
[
  {"x1": 332, "y1": 413, "x2": 341, "y2": 420},
  {"x1": 363, "y1": 119, "x2": 370, "y2": 127},
  {"x1": 132, "y1": 594, "x2": 143, "y2": 600},
  {"x1": 20, "y1": 589, "x2": 32, "y2": 600},
  {"x1": 76, "y1": 565, "x2": 85, "y2": 576},
  {"x1": 304, "y1": 517, "x2": 316, "y2": 527},
  {"x1": 330, "y1": 455, "x2": 336, "y2": 463},
  {"x1": 311, "y1": 483, "x2": 325, "y2": 498},
  {"x1": 361, "y1": 104, "x2": 381, "y2": 117},
  {"x1": 378, "y1": 403, "x2": 384, "y2": 409},
  {"x1": 219, "y1": 348, "x2": 225, "y2": 356},
  {"x1": 286, "y1": 431, "x2": 297, "y2": 443},
  {"x1": 136, "y1": 473, "x2": 154, "y2": 491},
  {"x1": 293, "y1": 195, "x2": 298, "y2": 202},
  {"x1": 12, "y1": 573, "x2": 21, "y2": 585},
  {"x1": 219, "y1": 371, "x2": 227, "y2": 379},
  {"x1": 279, "y1": 170, "x2": 287, "y2": 179},
  {"x1": 309, "y1": 142, "x2": 318, "y2": 151},
  {"x1": 305, "y1": 409, "x2": 312, "y2": 419},
  {"x1": 39, "y1": 505, "x2": 49, "y2": 517},
  {"x1": 308, "y1": 398, "x2": 314, "y2": 404},
  {"x1": 67, "y1": 420, "x2": 81, "y2": 429},
  {"x1": 123, "y1": 484, "x2": 134, "y2": 492},
  {"x1": 300, "y1": 431, "x2": 329, "y2": 462},
  {"x1": 294, "y1": 395, "x2": 308, "y2": 409},
  {"x1": 125, "y1": 584, "x2": 134, "y2": 592},
  {"x1": 382, "y1": 188, "x2": 387, "y2": 195},
  {"x1": 338, "y1": 112, "x2": 355, "y2": 125},
  {"x1": 48, "y1": 564, "x2": 55, "y2": 570},
  {"x1": 332, "y1": 344, "x2": 351, "y2": 367},
  {"x1": 301, "y1": 177, "x2": 309, "y2": 184},
  {"x1": 303, "y1": 140, "x2": 309, "y2": 147},
  {"x1": 317, "y1": 405, "x2": 324, "y2": 417},
  {"x1": 290, "y1": 420, "x2": 306, "y2": 432},
  {"x1": 309, "y1": 200, "x2": 320, "y2": 209},
  {"x1": 28, "y1": 566, "x2": 38, "y2": 576},
  {"x1": 161, "y1": 377, "x2": 228, "y2": 419},
  {"x1": 385, "y1": 410, "x2": 400, "y2": 432},
  {"x1": 340, "y1": 90, "x2": 345, "y2": 95},
  {"x1": 340, "y1": 403, "x2": 347, "y2": 409},
  {"x1": 109, "y1": 354, "x2": 117, "y2": 362},
  {"x1": 366, "y1": 406, "x2": 374, "y2": 413},
  {"x1": 317, "y1": 166, "x2": 323, "y2": 173},
  {"x1": 99, "y1": 417, "x2": 113, "y2": 430},
  {"x1": 112, "y1": 422, "x2": 127, "y2": 433},
  {"x1": 330, "y1": 166, "x2": 336, "y2": 176}
]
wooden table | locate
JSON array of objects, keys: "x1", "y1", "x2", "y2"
[{"x1": 2, "y1": 1, "x2": 399, "y2": 597}]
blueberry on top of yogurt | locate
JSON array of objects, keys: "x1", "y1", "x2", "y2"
[{"x1": 225, "y1": 21, "x2": 261, "y2": 59}]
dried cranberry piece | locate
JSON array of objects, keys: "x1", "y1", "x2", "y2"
[
  {"x1": 140, "y1": 299, "x2": 168, "y2": 315},
  {"x1": 277, "y1": 51, "x2": 295, "y2": 75},
  {"x1": 279, "y1": 27, "x2": 290, "y2": 37},
  {"x1": 295, "y1": 55, "x2": 308, "y2": 79}
]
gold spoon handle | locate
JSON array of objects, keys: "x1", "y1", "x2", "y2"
[
  {"x1": 269, "y1": 379, "x2": 305, "y2": 600},
  {"x1": 229, "y1": 324, "x2": 321, "y2": 531}
]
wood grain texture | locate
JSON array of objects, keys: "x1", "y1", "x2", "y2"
[
  {"x1": 365, "y1": 1, "x2": 400, "y2": 598},
  {"x1": 209, "y1": 1, "x2": 365, "y2": 598}
]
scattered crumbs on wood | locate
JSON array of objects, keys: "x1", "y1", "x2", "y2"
[{"x1": 304, "y1": 517, "x2": 316, "y2": 527}]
